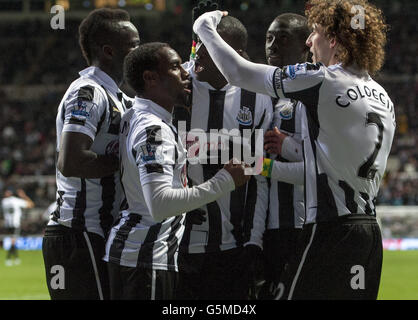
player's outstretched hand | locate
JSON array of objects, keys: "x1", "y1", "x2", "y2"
[
  {"x1": 193, "y1": 10, "x2": 228, "y2": 35},
  {"x1": 264, "y1": 127, "x2": 289, "y2": 155},
  {"x1": 223, "y1": 159, "x2": 250, "y2": 188}
]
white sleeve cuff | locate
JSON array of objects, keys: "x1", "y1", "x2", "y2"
[{"x1": 62, "y1": 125, "x2": 95, "y2": 141}]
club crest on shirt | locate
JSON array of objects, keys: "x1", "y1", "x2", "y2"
[
  {"x1": 278, "y1": 102, "x2": 294, "y2": 120},
  {"x1": 139, "y1": 142, "x2": 164, "y2": 164},
  {"x1": 237, "y1": 106, "x2": 253, "y2": 126}
]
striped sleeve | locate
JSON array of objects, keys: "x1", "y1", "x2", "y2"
[
  {"x1": 134, "y1": 124, "x2": 176, "y2": 186},
  {"x1": 272, "y1": 63, "x2": 325, "y2": 106},
  {"x1": 62, "y1": 85, "x2": 107, "y2": 140}
]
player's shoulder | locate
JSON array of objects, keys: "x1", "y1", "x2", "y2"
[
  {"x1": 65, "y1": 76, "x2": 107, "y2": 103},
  {"x1": 283, "y1": 62, "x2": 325, "y2": 78},
  {"x1": 368, "y1": 77, "x2": 391, "y2": 98},
  {"x1": 127, "y1": 107, "x2": 172, "y2": 139},
  {"x1": 121, "y1": 92, "x2": 135, "y2": 106}
]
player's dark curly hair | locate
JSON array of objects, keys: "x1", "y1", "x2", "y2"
[
  {"x1": 124, "y1": 42, "x2": 170, "y2": 95},
  {"x1": 306, "y1": 0, "x2": 388, "y2": 75},
  {"x1": 217, "y1": 16, "x2": 248, "y2": 51},
  {"x1": 79, "y1": 8, "x2": 130, "y2": 65}
]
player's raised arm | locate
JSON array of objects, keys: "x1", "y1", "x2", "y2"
[
  {"x1": 193, "y1": 10, "x2": 277, "y2": 97},
  {"x1": 193, "y1": 11, "x2": 326, "y2": 107},
  {"x1": 16, "y1": 189, "x2": 35, "y2": 209}
]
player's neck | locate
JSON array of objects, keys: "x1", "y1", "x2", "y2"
[
  {"x1": 92, "y1": 62, "x2": 122, "y2": 87},
  {"x1": 142, "y1": 93, "x2": 174, "y2": 114}
]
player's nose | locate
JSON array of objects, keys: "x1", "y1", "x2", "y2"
[
  {"x1": 181, "y1": 66, "x2": 190, "y2": 80},
  {"x1": 306, "y1": 34, "x2": 313, "y2": 47}
]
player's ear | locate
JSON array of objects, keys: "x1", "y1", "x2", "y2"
[
  {"x1": 329, "y1": 36, "x2": 338, "y2": 49},
  {"x1": 143, "y1": 70, "x2": 159, "y2": 88},
  {"x1": 102, "y1": 44, "x2": 114, "y2": 59}
]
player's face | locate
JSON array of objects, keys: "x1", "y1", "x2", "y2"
[
  {"x1": 306, "y1": 24, "x2": 334, "y2": 66},
  {"x1": 194, "y1": 40, "x2": 221, "y2": 83},
  {"x1": 194, "y1": 31, "x2": 235, "y2": 86},
  {"x1": 265, "y1": 19, "x2": 307, "y2": 67},
  {"x1": 157, "y1": 47, "x2": 191, "y2": 106},
  {"x1": 113, "y1": 22, "x2": 140, "y2": 66}
]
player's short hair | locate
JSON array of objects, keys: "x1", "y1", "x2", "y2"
[
  {"x1": 274, "y1": 13, "x2": 311, "y2": 48},
  {"x1": 306, "y1": 0, "x2": 388, "y2": 75},
  {"x1": 78, "y1": 8, "x2": 131, "y2": 65},
  {"x1": 217, "y1": 16, "x2": 248, "y2": 51},
  {"x1": 124, "y1": 42, "x2": 170, "y2": 95}
]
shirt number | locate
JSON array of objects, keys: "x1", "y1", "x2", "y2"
[{"x1": 357, "y1": 113, "x2": 384, "y2": 180}]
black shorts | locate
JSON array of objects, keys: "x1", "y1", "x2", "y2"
[
  {"x1": 258, "y1": 228, "x2": 302, "y2": 300},
  {"x1": 177, "y1": 247, "x2": 249, "y2": 300},
  {"x1": 107, "y1": 262, "x2": 179, "y2": 300},
  {"x1": 42, "y1": 225, "x2": 110, "y2": 300},
  {"x1": 278, "y1": 215, "x2": 383, "y2": 300}
]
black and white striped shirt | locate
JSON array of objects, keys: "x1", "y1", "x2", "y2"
[
  {"x1": 49, "y1": 67, "x2": 132, "y2": 238},
  {"x1": 176, "y1": 61, "x2": 273, "y2": 254},
  {"x1": 104, "y1": 98, "x2": 186, "y2": 270},
  {"x1": 267, "y1": 98, "x2": 304, "y2": 230},
  {"x1": 270, "y1": 63, "x2": 396, "y2": 224}
]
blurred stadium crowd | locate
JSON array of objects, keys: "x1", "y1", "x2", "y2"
[{"x1": 0, "y1": 0, "x2": 416, "y2": 235}]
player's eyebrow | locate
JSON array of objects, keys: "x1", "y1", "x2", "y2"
[{"x1": 170, "y1": 57, "x2": 182, "y2": 66}]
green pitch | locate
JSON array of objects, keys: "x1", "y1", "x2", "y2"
[
  {"x1": 0, "y1": 249, "x2": 417, "y2": 300},
  {"x1": 378, "y1": 250, "x2": 418, "y2": 300},
  {"x1": 0, "y1": 249, "x2": 49, "y2": 300}
]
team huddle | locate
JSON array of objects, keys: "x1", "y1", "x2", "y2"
[{"x1": 42, "y1": 0, "x2": 395, "y2": 300}]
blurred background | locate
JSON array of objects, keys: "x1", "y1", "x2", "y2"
[{"x1": 0, "y1": 0, "x2": 416, "y2": 299}]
